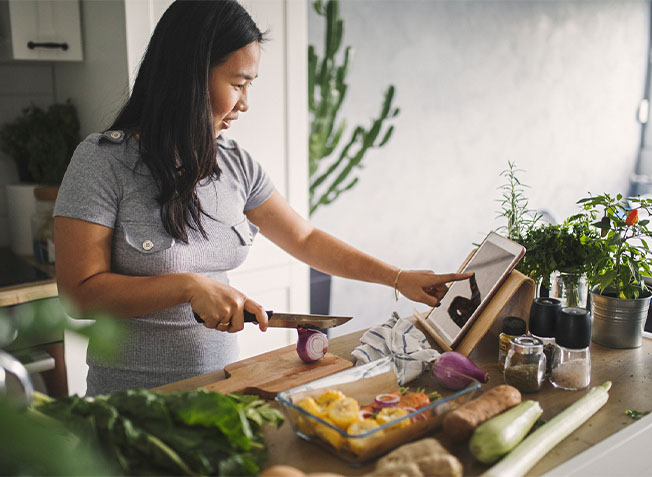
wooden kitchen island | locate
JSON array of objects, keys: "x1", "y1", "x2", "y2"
[{"x1": 159, "y1": 328, "x2": 652, "y2": 476}]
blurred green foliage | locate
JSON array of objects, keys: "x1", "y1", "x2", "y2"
[{"x1": 0, "y1": 298, "x2": 124, "y2": 475}]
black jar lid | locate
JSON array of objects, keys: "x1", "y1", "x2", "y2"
[
  {"x1": 529, "y1": 297, "x2": 561, "y2": 338},
  {"x1": 502, "y1": 316, "x2": 526, "y2": 336},
  {"x1": 555, "y1": 307, "x2": 592, "y2": 349}
]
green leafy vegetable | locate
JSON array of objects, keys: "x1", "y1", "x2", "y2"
[
  {"x1": 625, "y1": 409, "x2": 650, "y2": 420},
  {"x1": 34, "y1": 388, "x2": 283, "y2": 476}
]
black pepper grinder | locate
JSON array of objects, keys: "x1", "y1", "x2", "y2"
[
  {"x1": 550, "y1": 307, "x2": 592, "y2": 390},
  {"x1": 529, "y1": 297, "x2": 561, "y2": 376}
]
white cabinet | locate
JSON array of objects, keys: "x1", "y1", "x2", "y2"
[{"x1": 0, "y1": 0, "x2": 83, "y2": 61}]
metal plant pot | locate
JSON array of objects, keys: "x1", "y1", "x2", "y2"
[{"x1": 590, "y1": 287, "x2": 651, "y2": 349}]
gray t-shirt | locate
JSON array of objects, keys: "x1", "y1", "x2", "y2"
[{"x1": 54, "y1": 130, "x2": 274, "y2": 395}]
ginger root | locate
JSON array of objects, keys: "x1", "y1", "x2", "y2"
[{"x1": 366, "y1": 438, "x2": 462, "y2": 477}]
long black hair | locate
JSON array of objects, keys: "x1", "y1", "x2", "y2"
[{"x1": 110, "y1": 0, "x2": 265, "y2": 242}]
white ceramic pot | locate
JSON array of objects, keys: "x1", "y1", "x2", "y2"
[{"x1": 5, "y1": 183, "x2": 38, "y2": 255}]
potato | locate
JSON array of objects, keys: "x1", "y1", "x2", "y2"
[
  {"x1": 260, "y1": 465, "x2": 306, "y2": 477},
  {"x1": 442, "y1": 384, "x2": 521, "y2": 443}
]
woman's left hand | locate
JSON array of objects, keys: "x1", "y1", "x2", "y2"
[{"x1": 396, "y1": 270, "x2": 474, "y2": 307}]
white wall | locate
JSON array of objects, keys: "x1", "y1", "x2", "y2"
[
  {"x1": 308, "y1": 0, "x2": 651, "y2": 337},
  {"x1": 54, "y1": 0, "x2": 130, "y2": 137}
]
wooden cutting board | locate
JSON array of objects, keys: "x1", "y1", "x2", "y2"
[{"x1": 203, "y1": 343, "x2": 353, "y2": 399}]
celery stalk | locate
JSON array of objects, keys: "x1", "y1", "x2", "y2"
[{"x1": 482, "y1": 381, "x2": 612, "y2": 477}]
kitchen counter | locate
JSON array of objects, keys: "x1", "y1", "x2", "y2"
[
  {"x1": 158, "y1": 328, "x2": 652, "y2": 476},
  {"x1": 0, "y1": 248, "x2": 57, "y2": 307}
]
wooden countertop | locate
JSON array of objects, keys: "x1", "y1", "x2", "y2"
[
  {"x1": 160, "y1": 329, "x2": 652, "y2": 476},
  {"x1": 0, "y1": 250, "x2": 57, "y2": 307}
]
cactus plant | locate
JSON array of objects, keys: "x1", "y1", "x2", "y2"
[{"x1": 308, "y1": 0, "x2": 399, "y2": 215}]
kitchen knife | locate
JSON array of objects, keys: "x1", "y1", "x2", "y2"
[{"x1": 193, "y1": 310, "x2": 351, "y2": 329}]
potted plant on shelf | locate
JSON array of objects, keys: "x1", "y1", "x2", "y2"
[
  {"x1": 0, "y1": 100, "x2": 80, "y2": 257},
  {"x1": 308, "y1": 0, "x2": 399, "y2": 313},
  {"x1": 576, "y1": 193, "x2": 652, "y2": 348}
]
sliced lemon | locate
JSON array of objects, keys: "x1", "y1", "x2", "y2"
[
  {"x1": 376, "y1": 407, "x2": 410, "y2": 430},
  {"x1": 297, "y1": 396, "x2": 323, "y2": 417},
  {"x1": 315, "y1": 389, "x2": 345, "y2": 408},
  {"x1": 346, "y1": 419, "x2": 385, "y2": 455},
  {"x1": 314, "y1": 417, "x2": 345, "y2": 449},
  {"x1": 326, "y1": 396, "x2": 360, "y2": 429}
]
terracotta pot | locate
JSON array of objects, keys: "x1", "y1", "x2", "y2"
[{"x1": 34, "y1": 185, "x2": 59, "y2": 202}]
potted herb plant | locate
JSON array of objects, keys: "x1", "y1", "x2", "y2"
[
  {"x1": 0, "y1": 100, "x2": 79, "y2": 186},
  {"x1": 0, "y1": 100, "x2": 80, "y2": 255},
  {"x1": 576, "y1": 193, "x2": 652, "y2": 348},
  {"x1": 494, "y1": 162, "x2": 601, "y2": 307},
  {"x1": 518, "y1": 218, "x2": 602, "y2": 307}
]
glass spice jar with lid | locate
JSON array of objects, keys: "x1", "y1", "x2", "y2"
[
  {"x1": 504, "y1": 336, "x2": 546, "y2": 393},
  {"x1": 550, "y1": 307, "x2": 591, "y2": 390},
  {"x1": 31, "y1": 186, "x2": 58, "y2": 264},
  {"x1": 529, "y1": 297, "x2": 561, "y2": 376},
  {"x1": 498, "y1": 316, "x2": 526, "y2": 373}
]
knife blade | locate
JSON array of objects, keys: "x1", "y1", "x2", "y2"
[{"x1": 192, "y1": 310, "x2": 352, "y2": 329}]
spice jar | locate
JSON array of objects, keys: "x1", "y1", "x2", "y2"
[
  {"x1": 504, "y1": 336, "x2": 546, "y2": 393},
  {"x1": 529, "y1": 297, "x2": 561, "y2": 376},
  {"x1": 498, "y1": 316, "x2": 526, "y2": 373},
  {"x1": 31, "y1": 186, "x2": 58, "y2": 264},
  {"x1": 550, "y1": 307, "x2": 591, "y2": 390}
]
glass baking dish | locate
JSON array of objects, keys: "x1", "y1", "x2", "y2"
[{"x1": 275, "y1": 356, "x2": 481, "y2": 464}]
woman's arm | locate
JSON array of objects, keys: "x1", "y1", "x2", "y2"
[
  {"x1": 53, "y1": 217, "x2": 268, "y2": 331},
  {"x1": 246, "y1": 190, "x2": 472, "y2": 307}
]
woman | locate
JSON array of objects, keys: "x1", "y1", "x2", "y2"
[{"x1": 54, "y1": 0, "x2": 471, "y2": 395}]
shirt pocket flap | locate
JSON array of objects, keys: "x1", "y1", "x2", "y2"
[
  {"x1": 122, "y1": 222, "x2": 175, "y2": 253},
  {"x1": 231, "y1": 218, "x2": 258, "y2": 246}
]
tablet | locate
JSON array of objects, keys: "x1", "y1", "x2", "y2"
[{"x1": 424, "y1": 231, "x2": 526, "y2": 348}]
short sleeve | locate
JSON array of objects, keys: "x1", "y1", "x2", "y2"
[
  {"x1": 53, "y1": 138, "x2": 121, "y2": 229},
  {"x1": 237, "y1": 147, "x2": 275, "y2": 211}
]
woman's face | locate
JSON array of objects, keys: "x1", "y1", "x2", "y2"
[{"x1": 208, "y1": 41, "x2": 261, "y2": 137}]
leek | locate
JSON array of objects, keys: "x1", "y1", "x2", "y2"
[{"x1": 482, "y1": 381, "x2": 612, "y2": 477}]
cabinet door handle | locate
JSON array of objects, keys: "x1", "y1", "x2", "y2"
[{"x1": 27, "y1": 41, "x2": 69, "y2": 51}]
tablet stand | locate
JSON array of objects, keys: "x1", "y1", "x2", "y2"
[{"x1": 414, "y1": 270, "x2": 535, "y2": 356}]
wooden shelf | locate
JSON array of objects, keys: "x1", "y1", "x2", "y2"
[{"x1": 0, "y1": 280, "x2": 58, "y2": 307}]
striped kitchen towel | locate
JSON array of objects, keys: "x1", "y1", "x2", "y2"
[{"x1": 351, "y1": 312, "x2": 439, "y2": 385}]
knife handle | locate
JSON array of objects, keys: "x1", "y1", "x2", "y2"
[{"x1": 193, "y1": 310, "x2": 274, "y2": 324}]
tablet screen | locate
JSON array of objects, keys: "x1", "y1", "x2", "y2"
[{"x1": 425, "y1": 235, "x2": 523, "y2": 346}]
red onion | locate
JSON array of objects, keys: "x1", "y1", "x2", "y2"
[
  {"x1": 401, "y1": 406, "x2": 427, "y2": 422},
  {"x1": 432, "y1": 351, "x2": 489, "y2": 390},
  {"x1": 374, "y1": 393, "x2": 400, "y2": 408},
  {"x1": 296, "y1": 328, "x2": 328, "y2": 363}
]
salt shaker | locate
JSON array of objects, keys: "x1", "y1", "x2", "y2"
[
  {"x1": 529, "y1": 297, "x2": 561, "y2": 376},
  {"x1": 550, "y1": 307, "x2": 591, "y2": 390},
  {"x1": 504, "y1": 336, "x2": 546, "y2": 393}
]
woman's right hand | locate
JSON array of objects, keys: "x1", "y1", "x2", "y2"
[{"x1": 187, "y1": 274, "x2": 268, "y2": 333}]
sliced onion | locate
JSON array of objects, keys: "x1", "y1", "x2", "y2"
[
  {"x1": 374, "y1": 393, "x2": 400, "y2": 408},
  {"x1": 401, "y1": 406, "x2": 427, "y2": 422},
  {"x1": 296, "y1": 328, "x2": 328, "y2": 363}
]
